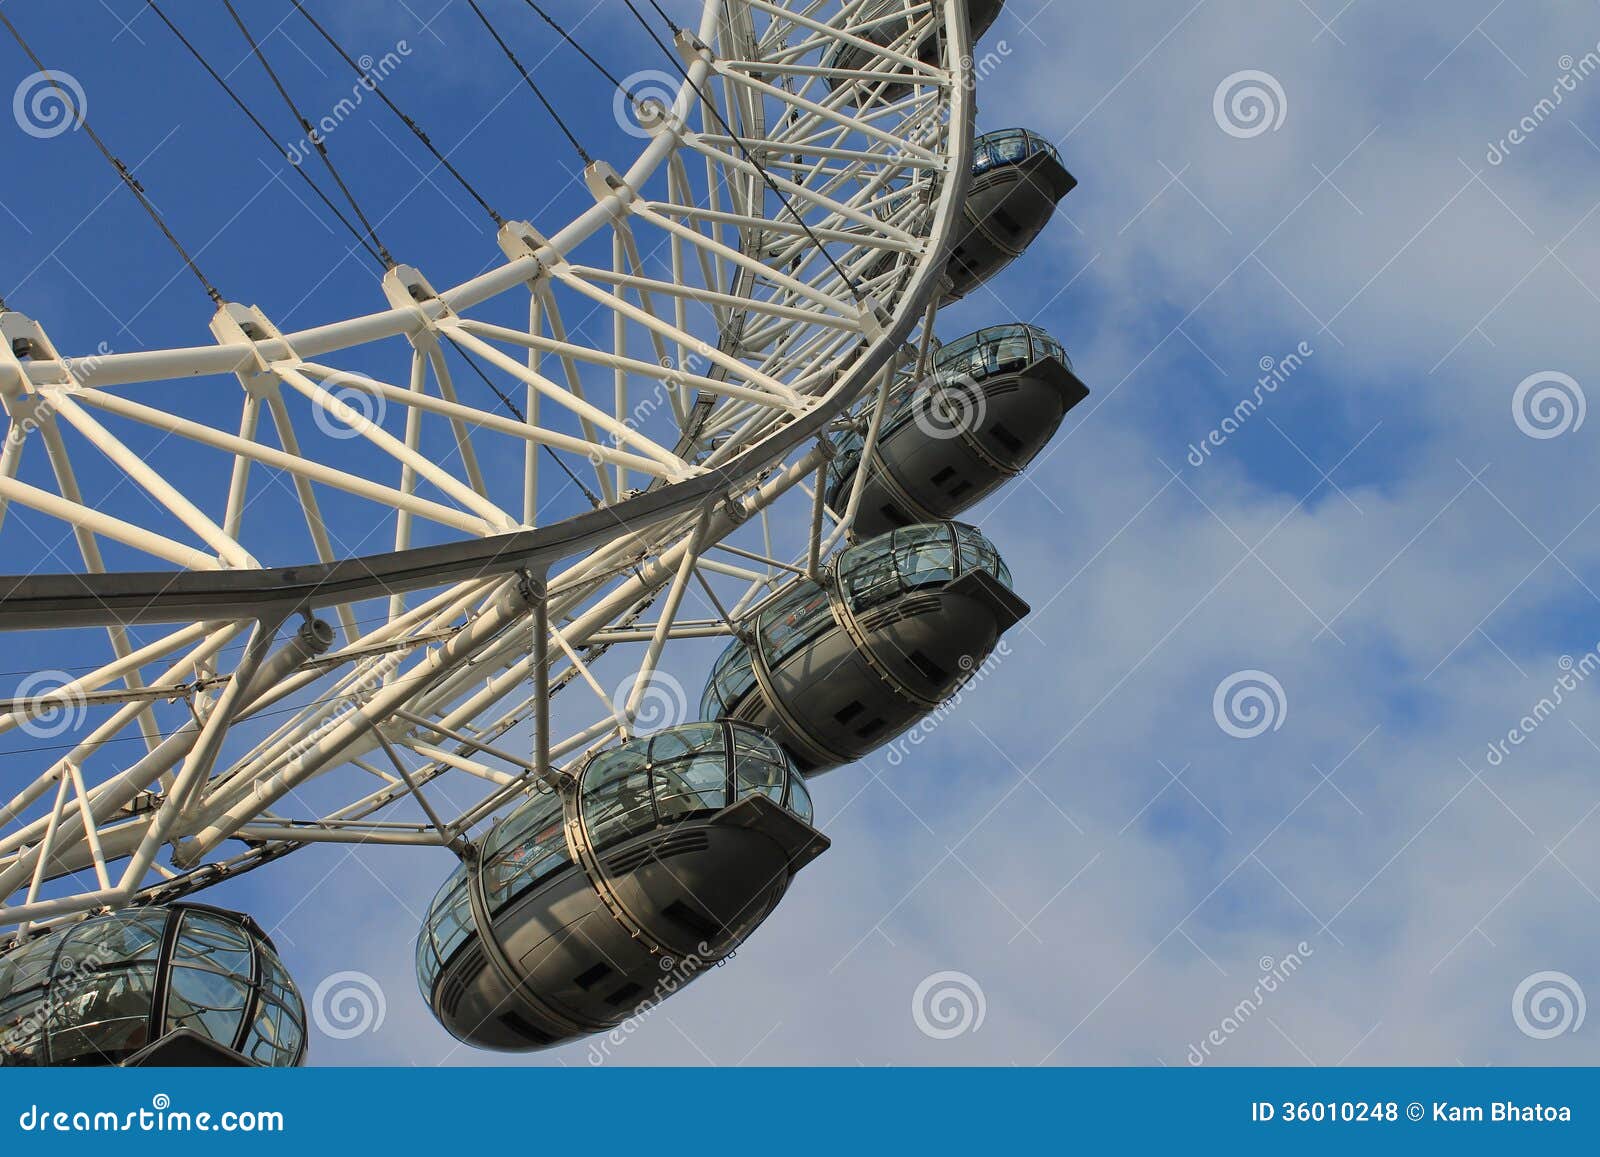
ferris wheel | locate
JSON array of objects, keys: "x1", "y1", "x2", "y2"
[{"x1": 0, "y1": 0, "x2": 1083, "y2": 1064}]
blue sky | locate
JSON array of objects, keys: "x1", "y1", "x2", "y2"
[{"x1": 4, "y1": 0, "x2": 1600, "y2": 1066}]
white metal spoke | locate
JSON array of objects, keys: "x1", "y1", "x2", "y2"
[{"x1": 0, "y1": 0, "x2": 975, "y2": 931}]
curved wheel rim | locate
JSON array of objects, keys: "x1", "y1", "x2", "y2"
[{"x1": 0, "y1": 0, "x2": 976, "y2": 932}]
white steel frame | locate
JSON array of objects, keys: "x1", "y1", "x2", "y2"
[{"x1": 0, "y1": 0, "x2": 974, "y2": 937}]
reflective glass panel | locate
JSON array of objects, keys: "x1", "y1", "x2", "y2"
[
  {"x1": 582, "y1": 748, "x2": 656, "y2": 850},
  {"x1": 704, "y1": 641, "x2": 757, "y2": 718},
  {"x1": 839, "y1": 523, "x2": 1013, "y2": 612},
  {"x1": 484, "y1": 789, "x2": 573, "y2": 912},
  {"x1": 420, "y1": 864, "x2": 473, "y2": 989},
  {"x1": 786, "y1": 772, "x2": 815, "y2": 825},
  {"x1": 735, "y1": 752, "x2": 786, "y2": 804},
  {"x1": 654, "y1": 753, "x2": 729, "y2": 820},
  {"x1": 0, "y1": 991, "x2": 48, "y2": 1066},
  {"x1": 51, "y1": 964, "x2": 157, "y2": 1065},
  {"x1": 172, "y1": 912, "x2": 253, "y2": 979},
  {"x1": 758, "y1": 581, "x2": 836, "y2": 668},
  {"x1": 164, "y1": 964, "x2": 249, "y2": 1046},
  {"x1": 971, "y1": 129, "x2": 1063, "y2": 177},
  {"x1": 0, "y1": 937, "x2": 58, "y2": 996},
  {"x1": 58, "y1": 911, "x2": 164, "y2": 974}
]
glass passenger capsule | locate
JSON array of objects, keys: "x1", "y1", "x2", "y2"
[
  {"x1": 944, "y1": 129, "x2": 1077, "y2": 301},
  {"x1": 822, "y1": 0, "x2": 1006, "y2": 105},
  {"x1": 417, "y1": 721, "x2": 827, "y2": 1052},
  {"x1": 701, "y1": 522, "x2": 1029, "y2": 773},
  {"x1": 827, "y1": 324, "x2": 1089, "y2": 539},
  {"x1": 0, "y1": 903, "x2": 307, "y2": 1067}
]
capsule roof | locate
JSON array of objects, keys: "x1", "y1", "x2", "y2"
[
  {"x1": 934, "y1": 323, "x2": 1070, "y2": 378},
  {"x1": 971, "y1": 128, "x2": 1064, "y2": 177},
  {"x1": 835, "y1": 521, "x2": 1013, "y2": 613},
  {"x1": 578, "y1": 722, "x2": 814, "y2": 849},
  {"x1": 701, "y1": 522, "x2": 1014, "y2": 721}
]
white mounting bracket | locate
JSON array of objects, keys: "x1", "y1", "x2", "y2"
[
  {"x1": 0, "y1": 313, "x2": 80, "y2": 439},
  {"x1": 209, "y1": 303, "x2": 294, "y2": 399},
  {"x1": 496, "y1": 220, "x2": 560, "y2": 279}
]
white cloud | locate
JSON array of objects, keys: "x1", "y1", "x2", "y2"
[{"x1": 227, "y1": 0, "x2": 1600, "y2": 1067}]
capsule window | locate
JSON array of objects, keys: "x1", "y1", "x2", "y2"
[
  {"x1": 705, "y1": 643, "x2": 757, "y2": 717},
  {"x1": 499, "y1": 1009, "x2": 555, "y2": 1044},
  {"x1": 586, "y1": 767, "x2": 656, "y2": 850},
  {"x1": 661, "y1": 899, "x2": 722, "y2": 941},
  {"x1": 992, "y1": 207, "x2": 1023, "y2": 237},
  {"x1": 61, "y1": 911, "x2": 164, "y2": 969},
  {"x1": 990, "y1": 423, "x2": 1024, "y2": 454},
  {"x1": 785, "y1": 773, "x2": 815, "y2": 825},
  {"x1": 0, "y1": 992, "x2": 46, "y2": 1064},
  {"x1": 909, "y1": 650, "x2": 948, "y2": 683},
  {"x1": 166, "y1": 961, "x2": 253, "y2": 1047},
  {"x1": 759, "y1": 582, "x2": 837, "y2": 668},
  {"x1": 484, "y1": 810, "x2": 572, "y2": 913},
  {"x1": 855, "y1": 717, "x2": 887, "y2": 740},
  {"x1": 243, "y1": 991, "x2": 302, "y2": 1067},
  {"x1": 654, "y1": 753, "x2": 728, "y2": 821},
  {"x1": 172, "y1": 912, "x2": 254, "y2": 978},
  {"x1": 48, "y1": 966, "x2": 158, "y2": 1065},
  {"x1": 735, "y1": 753, "x2": 786, "y2": 805},
  {"x1": 0, "y1": 937, "x2": 58, "y2": 995},
  {"x1": 605, "y1": 981, "x2": 644, "y2": 1008}
]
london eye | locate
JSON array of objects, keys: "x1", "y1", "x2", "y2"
[{"x1": 0, "y1": 0, "x2": 1080, "y2": 1064}]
